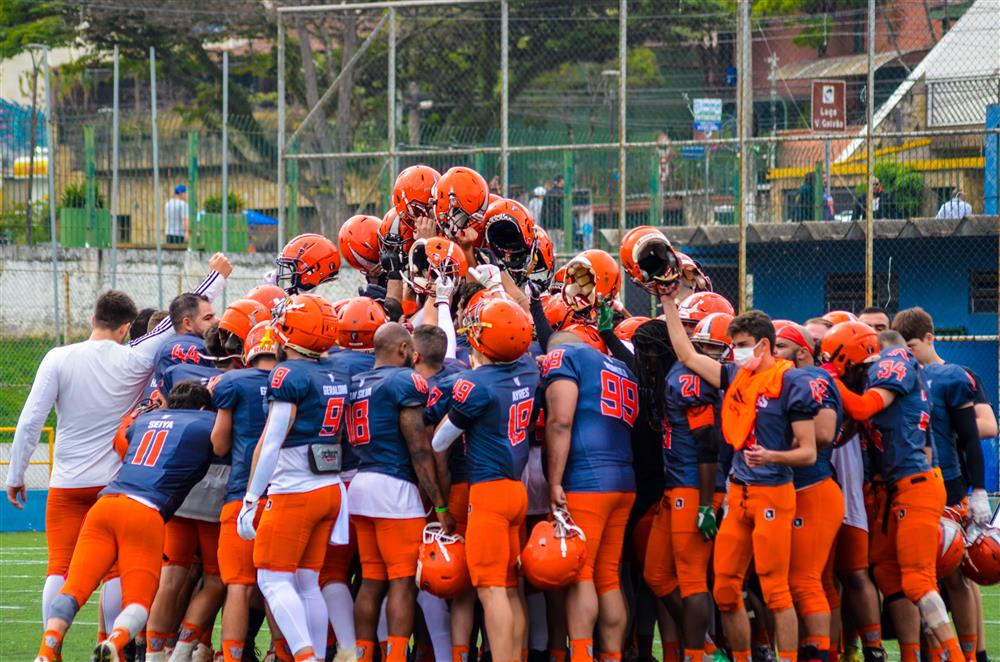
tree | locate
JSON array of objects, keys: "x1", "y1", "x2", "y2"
[{"x1": 754, "y1": 0, "x2": 866, "y2": 57}]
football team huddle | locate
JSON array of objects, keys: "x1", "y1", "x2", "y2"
[{"x1": 7, "y1": 164, "x2": 1000, "y2": 662}]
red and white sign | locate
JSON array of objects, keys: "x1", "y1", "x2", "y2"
[{"x1": 811, "y1": 80, "x2": 846, "y2": 132}]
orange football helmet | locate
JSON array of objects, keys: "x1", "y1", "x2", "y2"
[
  {"x1": 561, "y1": 250, "x2": 621, "y2": 312},
  {"x1": 677, "y1": 292, "x2": 735, "y2": 333},
  {"x1": 339, "y1": 214, "x2": 383, "y2": 276},
  {"x1": 464, "y1": 296, "x2": 532, "y2": 363},
  {"x1": 692, "y1": 312, "x2": 734, "y2": 362},
  {"x1": 393, "y1": 165, "x2": 441, "y2": 224},
  {"x1": 529, "y1": 227, "x2": 555, "y2": 288},
  {"x1": 335, "y1": 297, "x2": 387, "y2": 350},
  {"x1": 937, "y1": 517, "x2": 966, "y2": 578},
  {"x1": 416, "y1": 523, "x2": 471, "y2": 599},
  {"x1": 275, "y1": 233, "x2": 341, "y2": 293},
  {"x1": 564, "y1": 323, "x2": 607, "y2": 354},
  {"x1": 620, "y1": 226, "x2": 681, "y2": 294},
  {"x1": 483, "y1": 199, "x2": 537, "y2": 283},
  {"x1": 675, "y1": 251, "x2": 714, "y2": 292},
  {"x1": 244, "y1": 320, "x2": 278, "y2": 365},
  {"x1": 542, "y1": 294, "x2": 572, "y2": 330},
  {"x1": 219, "y1": 299, "x2": 269, "y2": 356},
  {"x1": 823, "y1": 310, "x2": 858, "y2": 325},
  {"x1": 379, "y1": 206, "x2": 414, "y2": 259},
  {"x1": 432, "y1": 167, "x2": 490, "y2": 239},
  {"x1": 271, "y1": 294, "x2": 338, "y2": 357},
  {"x1": 820, "y1": 321, "x2": 879, "y2": 377},
  {"x1": 406, "y1": 237, "x2": 468, "y2": 296},
  {"x1": 244, "y1": 284, "x2": 287, "y2": 312},
  {"x1": 521, "y1": 508, "x2": 587, "y2": 591},
  {"x1": 614, "y1": 316, "x2": 651, "y2": 342},
  {"x1": 963, "y1": 525, "x2": 1000, "y2": 585}
]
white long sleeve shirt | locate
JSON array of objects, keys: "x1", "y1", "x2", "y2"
[{"x1": 7, "y1": 271, "x2": 226, "y2": 489}]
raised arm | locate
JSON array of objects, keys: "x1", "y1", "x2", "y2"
[{"x1": 660, "y1": 295, "x2": 722, "y2": 388}]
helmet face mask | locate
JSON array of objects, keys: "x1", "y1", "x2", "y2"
[
  {"x1": 486, "y1": 218, "x2": 535, "y2": 282},
  {"x1": 693, "y1": 338, "x2": 731, "y2": 362},
  {"x1": 275, "y1": 234, "x2": 340, "y2": 294}
]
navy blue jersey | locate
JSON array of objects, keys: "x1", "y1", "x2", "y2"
[
  {"x1": 664, "y1": 362, "x2": 721, "y2": 489},
  {"x1": 427, "y1": 364, "x2": 469, "y2": 484},
  {"x1": 448, "y1": 356, "x2": 540, "y2": 484},
  {"x1": 268, "y1": 359, "x2": 349, "y2": 449},
  {"x1": 541, "y1": 344, "x2": 637, "y2": 493},
  {"x1": 161, "y1": 363, "x2": 222, "y2": 395},
  {"x1": 102, "y1": 409, "x2": 215, "y2": 521},
  {"x1": 213, "y1": 367, "x2": 271, "y2": 503},
  {"x1": 963, "y1": 367, "x2": 991, "y2": 407},
  {"x1": 866, "y1": 348, "x2": 932, "y2": 482},
  {"x1": 722, "y1": 364, "x2": 822, "y2": 486},
  {"x1": 455, "y1": 333, "x2": 472, "y2": 366},
  {"x1": 322, "y1": 349, "x2": 376, "y2": 472},
  {"x1": 348, "y1": 366, "x2": 429, "y2": 484},
  {"x1": 155, "y1": 333, "x2": 209, "y2": 386},
  {"x1": 923, "y1": 362, "x2": 976, "y2": 482},
  {"x1": 792, "y1": 366, "x2": 842, "y2": 489}
]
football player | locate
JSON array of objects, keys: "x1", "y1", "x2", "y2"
[
  {"x1": 662, "y1": 301, "x2": 819, "y2": 662},
  {"x1": 153, "y1": 292, "x2": 220, "y2": 385},
  {"x1": 542, "y1": 331, "x2": 639, "y2": 662},
  {"x1": 34, "y1": 382, "x2": 218, "y2": 662}
]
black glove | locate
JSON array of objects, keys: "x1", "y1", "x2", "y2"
[
  {"x1": 526, "y1": 280, "x2": 546, "y2": 301},
  {"x1": 379, "y1": 248, "x2": 405, "y2": 280}
]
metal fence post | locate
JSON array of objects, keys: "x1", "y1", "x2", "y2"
[
  {"x1": 85, "y1": 127, "x2": 96, "y2": 246},
  {"x1": 500, "y1": 0, "x2": 509, "y2": 196},
  {"x1": 188, "y1": 131, "x2": 199, "y2": 250},
  {"x1": 617, "y1": 0, "x2": 627, "y2": 242},
  {"x1": 222, "y1": 50, "x2": 229, "y2": 307},
  {"x1": 864, "y1": 0, "x2": 876, "y2": 307},
  {"x1": 388, "y1": 7, "x2": 397, "y2": 179},
  {"x1": 737, "y1": 0, "x2": 751, "y2": 312},
  {"x1": 43, "y1": 45, "x2": 60, "y2": 344},
  {"x1": 151, "y1": 46, "x2": 163, "y2": 308},
  {"x1": 288, "y1": 144, "x2": 299, "y2": 238},
  {"x1": 562, "y1": 149, "x2": 574, "y2": 252},
  {"x1": 110, "y1": 45, "x2": 120, "y2": 287},
  {"x1": 277, "y1": 13, "x2": 286, "y2": 249}
]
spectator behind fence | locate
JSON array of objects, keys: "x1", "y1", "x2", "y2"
[
  {"x1": 852, "y1": 176, "x2": 884, "y2": 221},
  {"x1": 528, "y1": 186, "x2": 546, "y2": 221},
  {"x1": 165, "y1": 185, "x2": 189, "y2": 245},
  {"x1": 936, "y1": 188, "x2": 972, "y2": 219},
  {"x1": 542, "y1": 174, "x2": 564, "y2": 230}
]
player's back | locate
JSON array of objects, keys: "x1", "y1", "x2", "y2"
[
  {"x1": 922, "y1": 362, "x2": 975, "y2": 483},
  {"x1": 269, "y1": 358, "x2": 348, "y2": 446},
  {"x1": 213, "y1": 367, "x2": 271, "y2": 503},
  {"x1": 542, "y1": 343, "x2": 637, "y2": 492},
  {"x1": 161, "y1": 363, "x2": 222, "y2": 394},
  {"x1": 427, "y1": 369, "x2": 468, "y2": 484},
  {"x1": 102, "y1": 408, "x2": 215, "y2": 520},
  {"x1": 793, "y1": 365, "x2": 842, "y2": 488},
  {"x1": 323, "y1": 348, "x2": 376, "y2": 473},
  {"x1": 867, "y1": 347, "x2": 931, "y2": 482},
  {"x1": 155, "y1": 332, "x2": 208, "y2": 384}
]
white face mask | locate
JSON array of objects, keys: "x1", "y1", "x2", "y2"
[{"x1": 732, "y1": 340, "x2": 764, "y2": 370}]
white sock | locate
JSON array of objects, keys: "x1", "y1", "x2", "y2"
[
  {"x1": 101, "y1": 578, "x2": 123, "y2": 636},
  {"x1": 42, "y1": 575, "x2": 65, "y2": 626},
  {"x1": 112, "y1": 603, "x2": 150, "y2": 642},
  {"x1": 527, "y1": 593, "x2": 547, "y2": 651},
  {"x1": 322, "y1": 582, "x2": 357, "y2": 653},
  {"x1": 169, "y1": 640, "x2": 196, "y2": 662},
  {"x1": 258, "y1": 569, "x2": 312, "y2": 655},
  {"x1": 192, "y1": 643, "x2": 214, "y2": 662},
  {"x1": 294, "y1": 569, "x2": 328, "y2": 655},
  {"x1": 417, "y1": 591, "x2": 452, "y2": 662},
  {"x1": 146, "y1": 653, "x2": 167, "y2": 662},
  {"x1": 376, "y1": 597, "x2": 388, "y2": 645}
]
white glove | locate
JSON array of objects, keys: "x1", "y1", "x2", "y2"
[
  {"x1": 968, "y1": 489, "x2": 992, "y2": 526},
  {"x1": 237, "y1": 497, "x2": 260, "y2": 541},
  {"x1": 435, "y1": 275, "x2": 455, "y2": 305},
  {"x1": 263, "y1": 270, "x2": 278, "y2": 286},
  {"x1": 468, "y1": 264, "x2": 502, "y2": 291}
]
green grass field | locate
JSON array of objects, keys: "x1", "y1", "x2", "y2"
[
  {"x1": 0, "y1": 532, "x2": 998, "y2": 660},
  {"x1": 1, "y1": 338, "x2": 59, "y2": 431}
]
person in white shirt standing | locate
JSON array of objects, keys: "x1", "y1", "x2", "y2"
[
  {"x1": 6, "y1": 253, "x2": 231, "y2": 628},
  {"x1": 935, "y1": 188, "x2": 973, "y2": 219},
  {"x1": 166, "y1": 185, "x2": 189, "y2": 245}
]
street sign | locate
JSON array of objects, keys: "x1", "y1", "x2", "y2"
[
  {"x1": 693, "y1": 98, "x2": 723, "y2": 134},
  {"x1": 682, "y1": 145, "x2": 706, "y2": 160},
  {"x1": 811, "y1": 80, "x2": 846, "y2": 132}
]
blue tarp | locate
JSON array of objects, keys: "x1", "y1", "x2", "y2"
[{"x1": 244, "y1": 209, "x2": 278, "y2": 226}]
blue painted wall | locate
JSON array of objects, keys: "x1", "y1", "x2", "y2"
[{"x1": 0, "y1": 490, "x2": 47, "y2": 532}]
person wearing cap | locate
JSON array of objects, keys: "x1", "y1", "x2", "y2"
[
  {"x1": 166, "y1": 184, "x2": 189, "y2": 245},
  {"x1": 528, "y1": 185, "x2": 546, "y2": 221}
]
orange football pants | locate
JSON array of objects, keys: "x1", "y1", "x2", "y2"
[
  {"x1": 254, "y1": 485, "x2": 341, "y2": 573},
  {"x1": 631, "y1": 506, "x2": 656, "y2": 568},
  {"x1": 466, "y1": 479, "x2": 527, "y2": 588},
  {"x1": 218, "y1": 500, "x2": 262, "y2": 586},
  {"x1": 565, "y1": 491, "x2": 635, "y2": 594},
  {"x1": 353, "y1": 515, "x2": 425, "y2": 582},
  {"x1": 448, "y1": 482, "x2": 471, "y2": 536},
  {"x1": 871, "y1": 468, "x2": 946, "y2": 602},
  {"x1": 644, "y1": 487, "x2": 723, "y2": 599},
  {"x1": 834, "y1": 524, "x2": 870, "y2": 574},
  {"x1": 162, "y1": 516, "x2": 222, "y2": 576},
  {"x1": 789, "y1": 477, "x2": 844, "y2": 616},
  {"x1": 713, "y1": 482, "x2": 796, "y2": 612},
  {"x1": 61, "y1": 494, "x2": 165, "y2": 610},
  {"x1": 46, "y1": 486, "x2": 104, "y2": 576}
]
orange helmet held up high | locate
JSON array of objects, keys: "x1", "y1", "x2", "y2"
[
  {"x1": 483, "y1": 199, "x2": 537, "y2": 283},
  {"x1": 823, "y1": 310, "x2": 858, "y2": 325},
  {"x1": 529, "y1": 227, "x2": 555, "y2": 288},
  {"x1": 406, "y1": 237, "x2": 468, "y2": 296},
  {"x1": 564, "y1": 323, "x2": 607, "y2": 354},
  {"x1": 339, "y1": 214, "x2": 383, "y2": 276},
  {"x1": 379, "y1": 207, "x2": 414, "y2": 259},
  {"x1": 464, "y1": 296, "x2": 532, "y2": 363},
  {"x1": 675, "y1": 251, "x2": 714, "y2": 292},
  {"x1": 335, "y1": 297, "x2": 387, "y2": 350},
  {"x1": 614, "y1": 316, "x2": 651, "y2": 342},
  {"x1": 521, "y1": 508, "x2": 588, "y2": 590},
  {"x1": 619, "y1": 226, "x2": 681, "y2": 294},
  {"x1": 819, "y1": 321, "x2": 879, "y2": 377},
  {"x1": 416, "y1": 523, "x2": 471, "y2": 599},
  {"x1": 937, "y1": 517, "x2": 966, "y2": 578},
  {"x1": 393, "y1": 165, "x2": 441, "y2": 224},
  {"x1": 244, "y1": 284, "x2": 287, "y2": 312},
  {"x1": 271, "y1": 294, "x2": 338, "y2": 357},
  {"x1": 432, "y1": 167, "x2": 490, "y2": 239},
  {"x1": 963, "y1": 525, "x2": 1000, "y2": 585},
  {"x1": 561, "y1": 250, "x2": 621, "y2": 312},
  {"x1": 243, "y1": 320, "x2": 279, "y2": 365},
  {"x1": 691, "y1": 312, "x2": 734, "y2": 362},
  {"x1": 275, "y1": 233, "x2": 341, "y2": 293},
  {"x1": 219, "y1": 299, "x2": 269, "y2": 356},
  {"x1": 678, "y1": 292, "x2": 735, "y2": 332}
]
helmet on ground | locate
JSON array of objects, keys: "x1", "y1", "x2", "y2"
[
  {"x1": 339, "y1": 215, "x2": 383, "y2": 276},
  {"x1": 271, "y1": 294, "x2": 338, "y2": 357},
  {"x1": 416, "y1": 523, "x2": 470, "y2": 599},
  {"x1": 521, "y1": 508, "x2": 587, "y2": 590},
  {"x1": 275, "y1": 233, "x2": 341, "y2": 293},
  {"x1": 819, "y1": 321, "x2": 879, "y2": 377},
  {"x1": 561, "y1": 250, "x2": 620, "y2": 312},
  {"x1": 336, "y1": 297, "x2": 388, "y2": 350}
]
